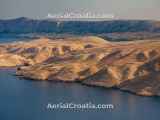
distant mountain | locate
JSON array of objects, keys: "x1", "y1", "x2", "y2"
[{"x1": 0, "y1": 17, "x2": 160, "y2": 34}]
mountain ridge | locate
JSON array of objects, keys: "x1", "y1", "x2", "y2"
[{"x1": 1, "y1": 17, "x2": 160, "y2": 34}]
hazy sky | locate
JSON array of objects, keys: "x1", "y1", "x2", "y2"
[{"x1": 0, "y1": 0, "x2": 160, "y2": 20}]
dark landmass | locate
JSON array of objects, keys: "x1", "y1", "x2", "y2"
[{"x1": 0, "y1": 17, "x2": 160, "y2": 41}]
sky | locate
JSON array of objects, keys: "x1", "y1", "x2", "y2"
[{"x1": 0, "y1": 0, "x2": 160, "y2": 20}]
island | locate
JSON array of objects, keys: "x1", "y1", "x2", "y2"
[{"x1": 0, "y1": 36, "x2": 160, "y2": 96}]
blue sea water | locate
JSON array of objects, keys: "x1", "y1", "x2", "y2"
[
  {"x1": 0, "y1": 33, "x2": 36, "y2": 43},
  {"x1": 0, "y1": 69, "x2": 160, "y2": 120},
  {"x1": 0, "y1": 36, "x2": 160, "y2": 120}
]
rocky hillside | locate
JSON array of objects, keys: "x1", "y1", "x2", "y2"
[
  {"x1": 0, "y1": 36, "x2": 107, "y2": 66},
  {"x1": 0, "y1": 36, "x2": 160, "y2": 96}
]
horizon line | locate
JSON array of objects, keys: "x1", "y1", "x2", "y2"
[{"x1": 0, "y1": 17, "x2": 160, "y2": 22}]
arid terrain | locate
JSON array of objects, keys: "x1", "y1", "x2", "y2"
[{"x1": 0, "y1": 36, "x2": 160, "y2": 96}]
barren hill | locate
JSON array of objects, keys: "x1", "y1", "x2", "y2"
[{"x1": 0, "y1": 36, "x2": 160, "y2": 96}]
